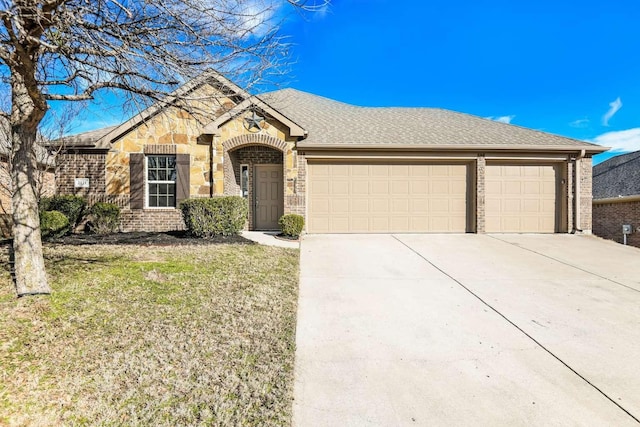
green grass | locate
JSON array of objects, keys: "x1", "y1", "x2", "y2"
[{"x1": 0, "y1": 242, "x2": 299, "y2": 426}]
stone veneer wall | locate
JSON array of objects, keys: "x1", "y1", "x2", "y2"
[
  {"x1": 593, "y1": 198, "x2": 640, "y2": 247},
  {"x1": 222, "y1": 132, "x2": 302, "y2": 229}
]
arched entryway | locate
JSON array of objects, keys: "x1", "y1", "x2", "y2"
[{"x1": 223, "y1": 135, "x2": 286, "y2": 230}]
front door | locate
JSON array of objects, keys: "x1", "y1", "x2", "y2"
[{"x1": 254, "y1": 164, "x2": 283, "y2": 230}]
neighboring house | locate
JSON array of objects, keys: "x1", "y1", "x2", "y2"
[
  {"x1": 592, "y1": 151, "x2": 640, "y2": 247},
  {"x1": 0, "y1": 118, "x2": 56, "y2": 237},
  {"x1": 52, "y1": 71, "x2": 606, "y2": 234}
]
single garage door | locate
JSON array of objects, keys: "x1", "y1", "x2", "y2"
[
  {"x1": 485, "y1": 164, "x2": 559, "y2": 233},
  {"x1": 307, "y1": 162, "x2": 468, "y2": 233}
]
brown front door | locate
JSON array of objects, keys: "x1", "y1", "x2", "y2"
[{"x1": 254, "y1": 164, "x2": 283, "y2": 230}]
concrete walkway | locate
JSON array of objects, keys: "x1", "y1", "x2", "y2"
[
  {"x1": 240, "y1": 231, "x2": 299, "y2": 249},
  {"x1": 294, "y1": 234, "x2": 640, "y2": 426}
]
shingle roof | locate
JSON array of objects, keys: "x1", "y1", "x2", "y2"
[
  {"x1": 593, "y1": 150, "x2": 640, "y2": 199},
  {"x1": 259, "y1": 88, "x2": 606, "y2": 152},
  {"x1": 0, "y1": 117, "x2": 55, "y2": 167},
  {"x1": 51, "y1": 125, "x2": 118, "y2": 148}
]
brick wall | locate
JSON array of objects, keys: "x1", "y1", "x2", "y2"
[
  {"x1": 56, "y1": 152, "x2": 106, "y2": 196},
  {"x1": 475, "y1": 155, "x2": 486, "y2": 233},
  {"x1": 593, "y1": 197, "x2": 640, "y2": 247},
  {"x1": 119, "y1": 209, "x2": 185, "y2": 232},
  {"x1": 286, "y1": 152, "x2": 306, "y2": 216},
  {"x1": 579, "y1": 157, "x2": 593, "y2": 232}
]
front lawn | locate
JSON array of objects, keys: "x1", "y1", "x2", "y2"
[{"x1": 0, "y1": 241, "x2": 299, "y2": 426}]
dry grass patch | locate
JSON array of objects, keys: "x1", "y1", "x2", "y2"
[{"x1": 0, "y1": 242, "x2": 299, "y2": 426}]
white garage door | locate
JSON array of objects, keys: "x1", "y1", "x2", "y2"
[
  {"x1": 307, "y1": 162, "x2": 468, "y2": 233},
  {"x1": 485, "y1": 164, "x2": 558, "y2": 233}
]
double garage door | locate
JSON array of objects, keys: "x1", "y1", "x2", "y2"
[{"x1": 307, "y1": 161, "x2": 560, "y2": 234}]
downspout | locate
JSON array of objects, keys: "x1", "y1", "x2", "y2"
[{"x1": 575, "y1": 149, "x2": 585, "y2": 232}]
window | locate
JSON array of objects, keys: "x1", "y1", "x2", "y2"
[
  {"x1": 147, "y1": 155, "x2": 176, "y2": 207},
  {"x1": 240, "y1": 164, "x2": 249, "y2": 198}
]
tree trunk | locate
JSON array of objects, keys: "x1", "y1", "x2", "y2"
[{"x1": 10, "y1": 82, "x2": 50, "y2": 296}]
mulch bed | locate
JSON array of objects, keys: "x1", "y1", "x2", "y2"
[{"x1": 1, "y1": 231, "x2": 255, "y2": 247}]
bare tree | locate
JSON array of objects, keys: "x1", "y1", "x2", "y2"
[{"x1": 0, "y1": 0, "x2": 327, "y2": 297}]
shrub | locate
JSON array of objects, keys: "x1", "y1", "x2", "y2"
[
  {"x1": 279, "y1": 214, "x2": 304, "y2": 238},
  {"x1": 40, "y1": 210, "x2": 69, "y2": 240},
  {"x1": 180, "y1": 197, "x2": 248, "y2": 238},
  {"x1": 40, "y1": 195, "x2": 86, "y2": 230},
  {"x1": 88, "y1": 202, "x2": 121, "y2": 234}
]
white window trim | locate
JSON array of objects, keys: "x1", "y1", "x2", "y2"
[
  {"x1": 145, "y1": 155, "x2": 177, "y2": 209},
  {"x1": 240, "y1": 163, "x2": 249, "y2": 198}
]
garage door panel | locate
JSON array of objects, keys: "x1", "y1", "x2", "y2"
[
  {"x1": 350, "y1": 217, "x2": 370, "y2": 232},
  {"x1": 522, "y1": 199, "x2": 541, "y2": 213},
  {"x1": 411, "y1": 181, "x2": 428, "y2": 194},
  {"x1": 410, "y1": 166, "x2": 429, "y2": 177},
  {"x1": 351, "y1": 164, "x2": 369, "y2": 176},
  {"x1": 371, "y1": 181, "x2": 390, "y2": 195},
  {"x1": 310, "y1": 198, "x2": 330, "y2": 214},
  {"x1": 351, "y1": 180, "x2": 369, "y2": 194},
  {"x1": 372, "y1": 198, "x2": 389, "y2": 213},
  {"x1": 486, "y1": 164, "x2": 558, "y2": 233},
  {"x1": 332, "y1": 181, "x2": 349, "y2": 195},
  {"x1": 371, "y1": 166, "x2": 390, "y2": 177},
  {"x1": 308, "y1": 162, "x2": 468, "y2": 233},
  {"x1": 392, "y1": 181, "x2": 410, "y2": 194},
  {"x1": 391, "y1": 165, "x2": 409, "y2": 176},
  {"x1": 331, "y1": 198, "x2": 349, "y2": 214},
  {"x1": 523, "y1": 181, "x2": 541, "y2": 194},
  {"x1": 372, "y1": 217, "x2": 390, "y2": 232},
  {"x1": 352, "y1": 199, "x2": 370, "y2": 213},
  {"x1": 392, "y1": 199, "x2": 410, "y2": 214}
]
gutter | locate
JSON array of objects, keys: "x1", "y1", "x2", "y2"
[
  {"x1": 593, "y1": 194, "x2": 640, "y2": 204},
  {"x1": 297, "y1": 143, "x2": 609, "y2": 154}
]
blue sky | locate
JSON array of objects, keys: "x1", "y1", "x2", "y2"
[{"x1": 69, "y1": 0, "x2": 640, "y2": 164}]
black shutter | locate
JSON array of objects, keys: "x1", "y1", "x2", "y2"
[
  {"x1": 130, "y1": 153, "x2": 145, "y2": 209},
  {"x1": 176, "y1": 154, "x2": 190, "y2": 205}
]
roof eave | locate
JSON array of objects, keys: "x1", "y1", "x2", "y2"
[{"x1": 296, "y1": 143, "x2": 609, "y2": 154}]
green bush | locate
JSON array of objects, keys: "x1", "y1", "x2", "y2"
[
  {"x1": 40, "y1": 195, "x2": 86, "y2": 230},
  {"x1": 279, "y1": 214, "x2": 304, "y2": 238},
  {"x1": 88, "y1": 202, "x2": 121, "y2": 234},
  {"x1": 180, "y1": 197, "x2": 248, "y2": 237},
  {"x1": 40, "y1": 210, "x2": 70, "y2": 240}
]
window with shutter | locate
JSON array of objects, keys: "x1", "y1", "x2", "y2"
[
  {"x1": 129, "y1": 153, "x2": 190, "y2": 209},
  {"x1": 147, "y1": 155, "x2": 176, "y2": 207}
]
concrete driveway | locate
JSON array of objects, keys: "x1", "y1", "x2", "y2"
[{"x1": 293, "y1": 234, "x2": 640, "y2": 426}]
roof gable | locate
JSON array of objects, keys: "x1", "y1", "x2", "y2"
[
  {"x1": 201, "y1": 94, "x2": 306, "y2": 138},
  {"x1": 55, "y1": 70, "x2": 250, "y2": 149}
]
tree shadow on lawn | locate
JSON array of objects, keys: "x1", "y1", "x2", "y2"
[{"x1": 0, "y1": 230, "x2": 256, "y2": 248}]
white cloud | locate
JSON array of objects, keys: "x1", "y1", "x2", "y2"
[
  {"x1": 486, "y1": 115, "x2": 515, "y2": 124},
  {"x1": 591, "y1": 128, "x2": 640, "y2": 153},
  {"x1": 569, "y1": 118, "x2": 589, "y2": 128},
  {"x1": 602, "y1": 97, "x2": 622, "y2": 126}
]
